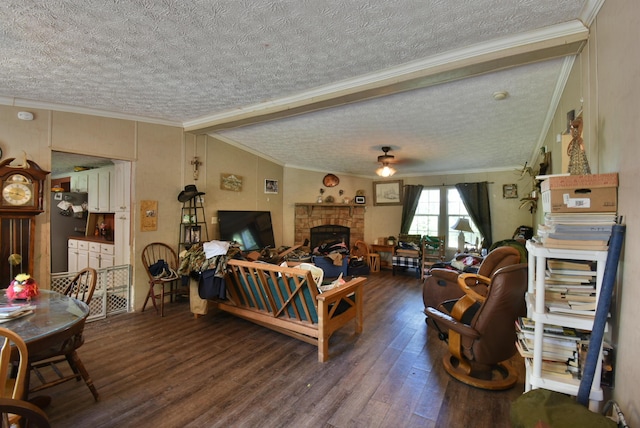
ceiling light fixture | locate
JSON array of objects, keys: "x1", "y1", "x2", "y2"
[{"x1": 376, "y1": 146, "x2": 397, "y2": 177}]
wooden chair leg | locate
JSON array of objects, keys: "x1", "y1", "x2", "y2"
[
  {"x1": 142, "y1": 282, "x2": 159, "y2": 313},
  {"x1": 69, "y1": 351, "x2": 99, "y2": 401}
]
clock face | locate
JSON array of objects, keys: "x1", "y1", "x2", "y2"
[{"x1": 2, "y1": 174, "x2": 34, "y2": 206}]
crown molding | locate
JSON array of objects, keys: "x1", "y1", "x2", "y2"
[{"x1": 0, "y1": 97, "x2": 182, "y2": 127}]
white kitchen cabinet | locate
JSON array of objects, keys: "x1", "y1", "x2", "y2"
[
  {"x1": 111, "y1": 160, "x2": 131, "y2": 212},
  {"x1": 87, "y1": 166, "x2": 113, "y2": 212},
  {"x1": 114, "y1": 211, "x2": 131, "y2": 266},
  {"x1": 68, "y1": 239, "x2": 90, "y2": 272},
  {"x1": 88, "y1": 241, "x2": 115, "y2": 269},
  {"x1": 70, "y1": 171, "x2": 89, "y2": 192}
]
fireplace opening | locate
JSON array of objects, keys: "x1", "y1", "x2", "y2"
[{"x1": 310, "y1": 225, "x2": 350, "y2": 253}]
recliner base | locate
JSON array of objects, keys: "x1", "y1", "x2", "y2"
[{"x1": 443, "y1": 354, "x2": 518, "y2": 390}]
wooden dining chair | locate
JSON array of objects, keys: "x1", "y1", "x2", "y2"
[
  {"x1": 0, "y1": 398, "x2": 50, "y2": 428},
  {"x1": 1, "y1": 327, "x2": 30, "y2": 427},
  {"x1": 28, "y1": 268, "x2": 99, "y2": 401},
  {"x1": 353, "y1": 240, "x2": 380, "y2": 273},
  {"x1": 141, "y1": 242, "x2": 183, "y2": 317},
  {"x1": 62, "y1": 267, "x2": 97, "y2": 305}
]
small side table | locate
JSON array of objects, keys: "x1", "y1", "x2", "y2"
[{"x1": 371, "y1": 244, "x2": 395, "y2": 270}]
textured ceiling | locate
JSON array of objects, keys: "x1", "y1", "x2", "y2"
[{"x1": 0, "y1": 1, "x2": 602, "y2": 177}]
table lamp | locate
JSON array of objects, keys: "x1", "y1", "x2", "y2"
[{"x1": 452, "y1": 218, "x2": 473, "y2": 252}]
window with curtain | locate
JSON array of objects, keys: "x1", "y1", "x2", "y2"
[{"x1": 409, "y1": 187, "x2": 480, "y2": 249}]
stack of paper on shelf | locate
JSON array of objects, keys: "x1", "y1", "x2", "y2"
[{"x1": 537, "y1": 212, "x2": 617, "y2": 250}]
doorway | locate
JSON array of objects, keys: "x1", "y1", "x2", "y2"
[{"x1": 50, "y1": 151, "x2": 131, "y2": 273}]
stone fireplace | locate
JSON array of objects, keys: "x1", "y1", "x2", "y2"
[
  {"x1": 310, "y1": 225, "x2": 351, "y2": 251},
  {"x1": 294, "y1": 203, "x2": 365, "y2": 251}
]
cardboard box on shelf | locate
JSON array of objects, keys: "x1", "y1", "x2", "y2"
[{"x1": 541, "y1": 173, "x2": 618, "y2": 213}]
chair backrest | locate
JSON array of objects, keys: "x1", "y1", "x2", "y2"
[
  {"x1": 476, "y1": 245, "x2": 521, "y2": 278},
  {"x1": 423, "y1": 235, "x2": 446, "y2": 259},
  {"x1": 352, "y1": 240, "x2": 370, "y2": 257},
  {"x1": 463, "y1": 264, "x2": 528, "y2": 364},
  {"x1": 0, "y1": 397, "x2": 51, "y2": 428},
  {"x1": 142, "y1": 243, "x2": 179, "y2": 280},
  {"x1": 0, "y1": 328, "x2": 28, "y2": 400},
  {"x1": 63, "y1": 267, "x2": 97, "y2": 304}
]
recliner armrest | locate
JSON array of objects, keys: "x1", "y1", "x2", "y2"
[{"x1": 424, "y1": 307, "x2": 481, "y2": 339}]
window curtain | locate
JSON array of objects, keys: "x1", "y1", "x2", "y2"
[
  {"x1": 400, "y1": 184, "x2": 424, "y2": 234},
  {"x1": 455, "y1": 182, "x2": 492, "y2": 248}
]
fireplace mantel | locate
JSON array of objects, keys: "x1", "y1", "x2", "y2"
[{"x1": 295, "y1": 203, "x2": 363, "y2": 216}]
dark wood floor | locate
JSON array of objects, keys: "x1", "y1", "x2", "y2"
[{"x1": 43, "y1": 270, "x2": 526, "y2": 427}]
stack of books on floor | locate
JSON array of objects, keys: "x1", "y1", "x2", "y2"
[
  {"x1": 537, "y1": 212, "x2": 616, "y2": 251},
  {"x1": 516, "y1": 317, "x2": 589, "y2": 379}
]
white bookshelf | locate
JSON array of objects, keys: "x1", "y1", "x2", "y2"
[{"x1": 524, "y1": 240, "x2": 609, "y2": 411}]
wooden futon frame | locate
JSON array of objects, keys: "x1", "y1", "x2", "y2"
[{"x1": 213, "y1": 259, "x2": 366, "y2": 362}]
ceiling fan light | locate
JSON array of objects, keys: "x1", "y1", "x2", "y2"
[{"x1": 376, "y1": 165, "x2": 396, "y2": 177}]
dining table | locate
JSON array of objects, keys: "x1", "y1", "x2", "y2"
[{"x1": 1, "y1": 289, "x2": 90, "y2": 399}]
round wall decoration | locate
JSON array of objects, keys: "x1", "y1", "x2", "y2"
[{"x1": 323, "y1": 174, "x2": 339, "y2": 187}]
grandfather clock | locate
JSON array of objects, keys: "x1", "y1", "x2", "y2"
[{"x1": 0, "y1": 158, "x2": 49, "y2": 287}]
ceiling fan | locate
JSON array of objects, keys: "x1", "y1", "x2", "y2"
[{"x1": 376, "y1": 146, "x2": 397, "y2": 177}]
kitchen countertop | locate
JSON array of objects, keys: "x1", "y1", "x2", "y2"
[{"x1": 68, "y1": 235, "x2": 114, "y2": 244}]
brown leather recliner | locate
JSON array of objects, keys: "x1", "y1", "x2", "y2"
[
  {"x1": 425, "y1": 263, "x2": 528, "y2": 390},
  {"x1": 422, "y1": 245, "x2": 522, "y2": 313}
]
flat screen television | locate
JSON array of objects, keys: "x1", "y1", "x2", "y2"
[{"x1": 218, "y1": 210, "x2": 276, "y2": 251}]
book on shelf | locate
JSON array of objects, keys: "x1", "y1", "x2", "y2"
[
  {"x1": 516, "y1": 317, "x2": 588, "y2": 341},
  {"x1": 551, "y1": 224, "x2": 614, "y2": 234},
  {"x1": 546, "y1": 301, "x2": 597, "y2": 316},
  {"x1": 516, "y1": 339, "x2": 576, "y2": 362},
  {"x1": 545, "y1": 272, "x2": 595, "y2": 283},
  {"x1": 547, "y1": 259, "x2": 595, "y2": 272},
  {"x1": 546, "y1": 267, "x2": 597, "y2": 276},
  {"x1": 546, "y1": 232, "x2": 613, "y2": 241},
  {"x1": 541, "y1": 360, "x2": 580, "y2": 380},
  {"x1": 542, "y1": 237, "x2": 609, "y2": 251},
  {"x1": 545, "y1": 291, "x2": 596, "y2": 304},
  {"x1": 545, "y1": 284, "x2": 596, "y2": 293},
  {"x1": 543, "y1": 212, "x2": 617, "y2": 224}
]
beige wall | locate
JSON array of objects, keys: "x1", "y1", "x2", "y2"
[
  {"x1": 590, "y1": 1, "x2": 638, "y2": 423},
  {"x1": 282, "y1": 167, "x2": 533, "y2": 248},
  {"x1": 0, "y1": 106, "x2": 185, "y2": 310}
]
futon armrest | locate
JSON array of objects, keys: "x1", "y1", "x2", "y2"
[
  {"x1": 316, "y1": 276, "x2": 366, "y2": 303},
  {"x1": 424, "y1": 307, "x2": 481, "y2": 339}
]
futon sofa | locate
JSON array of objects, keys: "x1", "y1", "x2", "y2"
[{"x1": 191, "y1": 259, "x2": 366, "y2": 362}]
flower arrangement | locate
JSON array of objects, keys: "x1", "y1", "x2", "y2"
[{"x1": 6, "y1": 273, "x2": 39, "y2": 301}]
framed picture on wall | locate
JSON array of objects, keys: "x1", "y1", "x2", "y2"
[
  {"x1": 265, "y1": 179, "x2": 278, "y2": 194},
  {"x1": 503, "y1": 184, "x2": 518, "y2": 199},
  {"x1": 373, "y1": 180, "x2": 403, "y2": 206}
]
